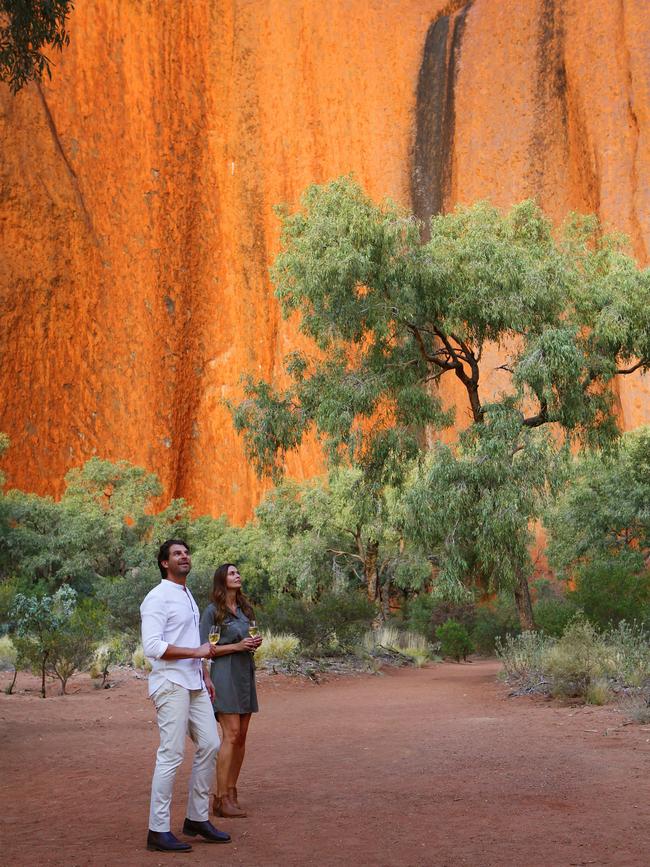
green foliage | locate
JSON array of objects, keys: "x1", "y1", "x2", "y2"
[
  {"x1": 533, "y1": 595, "x2": 578, "y2": 638},
  {"x1": 403, "y1": 416, "x2": 565, "y2": 602},
  {"x1": 545, "y1": 618, "x2": 609, "y2": 698},
  {"x1": 0, "y1": 431, "x2": 9, "y2": 486},
  {"x1": 187, "y1": 515, "x2": 270, "y2": 608},
  {"x1": 94, "y1": 566, "x2": 160, "y2": 634},
  {"x1": 253, "y1": 470, "x2": 430, "y2": 605},
  {"x1": 568, "y1": 564, "x2": 650, "y2": 630},
  {"x1": 230, "y1": 179, "x2": 649, "y2": 625},
  {"x1": 604, "y1": 621, "x2": 650, "y2": 688},
  {"x1": 546, "y1": 427, "x2": 650, "y2": 580},
  {"x1": 497, "y1": 617, "x2": 650, "y2": 703},
  {"x1": 496, "y1": 630, "x2": 550, "y2": 684},
  {"x1": 259, "y1": 591, "x2": 375, "y2": 653},
  {"x1": 435, "y1": 619, "x2": 474, "y2": 662},
  {"x1": 0, "y1": 0, "x2": 75, "y2": 92},
  {"x1": 10, "y1": 585, "x2": 105, "y2": 696},
  {"x1": 0, "y1": 458, "x2": 191, "y2": 598},
  {"x1": 43, "y1": 597, "x2": 106, "y2": 694},
  {"x1": 471, "y1": 595, "x2": 521, "y2": 654}
]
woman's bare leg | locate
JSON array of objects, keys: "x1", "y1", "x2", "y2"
[
  {"x1": 228, "y1": 713, "x2": 252, "y2": 789},
  {"x1": 216, "y1": 713, "x2": 241, "y2": 797}
]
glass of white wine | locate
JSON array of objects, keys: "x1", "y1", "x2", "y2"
[
  {"x1": 208, "y1": 625, "x2": 221, "y2": 646},
  {"x1": 248, "y1": 620, "x2": 259, "y2": 652}
]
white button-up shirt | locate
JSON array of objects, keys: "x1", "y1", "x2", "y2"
[{"x1": 140, "y1": 579, "x2": 204, "y2": 696}]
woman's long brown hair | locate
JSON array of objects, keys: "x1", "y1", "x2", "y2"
[{"x1": 211, "y1": 563, "x2": 254, "y2": 625}]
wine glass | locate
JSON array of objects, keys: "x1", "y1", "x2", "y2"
[
  {"x1": 248, "y1": 620, "x2": 259, "y2": 652},
  {"x1": 208, "y1": 625, "x2": 221, "y2": 646}
]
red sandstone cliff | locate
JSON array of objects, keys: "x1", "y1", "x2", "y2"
[{"x1": 0, "y1": 0, "x2": 648, "y2": 522}]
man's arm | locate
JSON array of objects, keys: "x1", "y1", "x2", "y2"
[{"x1": 141, "y1": 594, "x2": 214, "y2": 661}]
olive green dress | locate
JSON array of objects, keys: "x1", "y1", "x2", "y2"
[{"x1": 199, "y1": 603, "x2": 259, "y2": 715}]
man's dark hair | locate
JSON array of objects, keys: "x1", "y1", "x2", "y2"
[{"x1": 157, "y1": 539, "x2": 190, "y2": 579}]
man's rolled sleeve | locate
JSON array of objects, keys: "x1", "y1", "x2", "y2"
[{"x1": 140, "y1": 595, "x2": 170, "y2": 660}]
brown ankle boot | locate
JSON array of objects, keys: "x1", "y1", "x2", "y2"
[
  {"x1": 211, "y1": 794, "x2": 223, "y2": 816},
  {"x1": 220, "y1": 793, "x2": 247, "y2": 818},
  {"x1": 229, "y1": 786, "x2": 243, "y2": 810}
]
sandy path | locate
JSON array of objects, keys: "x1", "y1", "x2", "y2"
[{"x1": 1, "y1": 660, "x2": 649, "y2": 866}]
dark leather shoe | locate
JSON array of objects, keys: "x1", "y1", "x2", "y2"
[
  {"x1": 182, "y1": 818, "x2": 231, "y2": 844},
  {"x1": 146, "y1": 831, "x2": 192, "y2": 852}
]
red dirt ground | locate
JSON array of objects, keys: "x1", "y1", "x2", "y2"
[{"x1": 1, "y1": 660, "x2": 649, "y2": 866}]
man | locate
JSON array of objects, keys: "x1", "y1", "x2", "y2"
[{"x1": 141, "y1": 538, "x2": 231, "y2": 852}]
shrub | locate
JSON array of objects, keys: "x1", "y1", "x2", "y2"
[
  {"x1": 471, "y1": 594, "x2": 520, "y2": 655},
  {"x1": 495, "y1": 630, "x2": 551, "y2": 686},
  {"x1": 255, "y1": 632, "x2": 300, "y2": 663},
  {"x1": 568, "y1": 563, "x2": 650, "y2": 630},
  {"x1": 604, "y1": 621, "x2": 650, "y2": 687},
  {"x1": 260, "y1": 591, "x2": 374, "y2": 653},
  {"x1": 11, "y1": 587, "x2": 106, "y2": 696},
  {"x1": 534, "y1": 595, "x2": 578, "y2": 637},
  {"x1": 545, "y1": 618, "x2": 608, "y2": 698},
  {"x1": 435, "y1": 619, "x2": 474, "y2": 662}
]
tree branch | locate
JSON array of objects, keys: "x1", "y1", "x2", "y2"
[{"x1": 616, "y1": 360, "x2": 645, "y2": 375}]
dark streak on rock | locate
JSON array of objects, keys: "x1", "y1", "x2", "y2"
[
  {"x1": 529, "y1": 0, "x2": 568, "y2": 194},
  {"x1": 411, "y1": 3, "x2": 472, "y2": 237},
  {"x1": 35, "y1": 82, "x2": 99, "y2": 246}
]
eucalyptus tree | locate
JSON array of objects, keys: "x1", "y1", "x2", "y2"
[
  {"x1": 231, "y1": 177, "x2": 650, "y2": 629},
  {"x1": 0, "y1": 0, "x2": 75, "y2": 92},
  {"x1": 253, "y1": 469, "x2": 430, "y2": 614}
]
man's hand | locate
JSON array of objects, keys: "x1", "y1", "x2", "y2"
[{"x1": 195, "y1": 642, "x2": 217, "y2": 659}]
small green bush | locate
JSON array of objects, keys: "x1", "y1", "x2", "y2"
[
  {"x1": 435, "y1": 619, "x2": 474, "y2": 662},
  {"x1": 545, "y1": 618, "x2": 608, "y2": 698}
]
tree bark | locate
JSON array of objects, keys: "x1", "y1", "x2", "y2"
[
  {"x1": 513, "y1": 571, "x2": 536, "y2": 631},
  {"x1": 364, "y1": 540, "x2": 380, "y2": 604}
]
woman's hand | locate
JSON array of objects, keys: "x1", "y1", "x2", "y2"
[{"x1": 236, "y1": 637, "x2": 258, "y2": 652}]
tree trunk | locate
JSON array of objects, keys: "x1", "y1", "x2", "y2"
[
  {"x1": 40, "y1": 653, "x2": 47, "y2": 698},
  {"x1": 364, "y1": 540, "x2": 380, "y2": 604},
  {"x1": 6, "y1": 665, "x2": 18, "y2": 695},
  {"x1": 380, "y1": 575, "x2": 391, "y2": 622},
  {"x1": 513, "y1": 571, "x2": 536, "y2": 631}
]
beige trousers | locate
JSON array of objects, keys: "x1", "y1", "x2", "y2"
[{"x1": 148, "y1": 679, "x2": 220, "y2": 832}]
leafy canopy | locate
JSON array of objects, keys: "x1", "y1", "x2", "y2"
[
  {"x1": 0, "y1": 0, "x2": 74, "y2": 92},
  {"x1": 545, "y1": 426, "x2": 650, "y2": 578},
  {"x1": 232, "y1": 178, "x2": 650, "y2": 489}
]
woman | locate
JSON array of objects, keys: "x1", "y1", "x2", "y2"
[{"x1": 199, "y1": 563, "x2": 262, "y2": 818}]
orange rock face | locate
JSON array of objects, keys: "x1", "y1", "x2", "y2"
[{"x1": 0, "y1": 0, "x2": 648, "y2": 522}]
